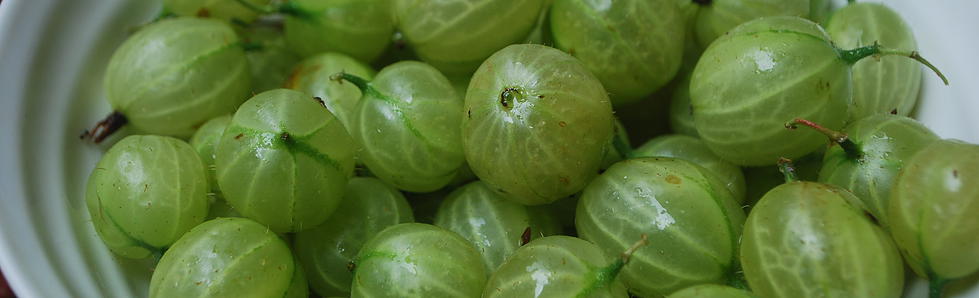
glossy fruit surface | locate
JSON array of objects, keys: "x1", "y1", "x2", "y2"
[
  {"x1": 634, "y1": 134, "x2": 747, "y2": 202},
  {"x1": 690, "y1": 16, "x2": 849, "y2": 166},
  {"x1": 149, "y1": 218, "x2": 305, "y2": 298},
  {"x1": 294, "y1": 177, "x2": 414, "y2": 297},
  {"x1": 434, "y1": 181, "x2": 561, "y2": 272},
  {"x1": 163, "y1": 0, "x2": 269, "y2": 22},
  {"x1": 693, "y1": 0, "x2": 810, "y2": 48},
  {"x1": 284, "y1": 0, "x2": 394, "y2": 62},
  {"x1": 190, "y1": 114, "x2": 231, "y2": 194},
  {"x1": 668, "y1": 72, "x2": 699, "y2": 137},
  {"x1": 482, "y1": 236, "x2": 628, "y2": 298},
  {"x1": 742, "y1": 182, "x2": 904, "y2": 298},
  {"x1": 818, "y1": 114, "x2": 938, "y2": 224},
  {"x1": 463, "y1": 44, "x2": 614, "y2": 205},
  {"x1": 345, "y1": 61, "x2": 464, "y2": 192},
  {"x1": 889, "y1": 140, "x2": 979, "y2": 282},
  {"x1": 394, "y1": 0, "x2": 544, "y2": 76},
  {"x1": 242, "y1": 25, "x2": 300, "y2": 93},
  {"x1": 550, "y1": 0, "x2": 684, "y2": 105},
  {"x1": 576, "y1": 158, "x2": 745, "y2": 297},
  {"x1": 215, "y1": 89, "x2": 355, "y2": 233},
  {"x1": 666, "y1": 284, "x2": 756, "y2": 298},
  {"x1": 827, "y1": 3, "x2": 921, "y2": 119},
  {"x1": 86, "y1": 135, "x2": 209, "y2": 259},
  {"x1": 285, "y1": 52, "x2": 376, "y2": 132},
  {"x1": 351, "y1": 223, "x2": 486, "y2": 297},
  {"x1": 104, "y1": 17, "x2": 251, "y2": 138}
]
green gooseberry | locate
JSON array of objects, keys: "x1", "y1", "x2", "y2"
[
  {"x1": 85, "y1": 135, "x2": 210, "y2": 259},
  {"x1": 434, "y1": 181, "x2": 562, "y2": 273},
  {"x1": 788, "y1": 115, "x2": 938, "y2": 226},
  {"x1": 692, "y1": 0, "x2": 810, "y2": 48},
  {"x1": 294, "y1": 177, "x2": 414, "y2": 297},
  {"x1": 190, "y1": 114, "x2": 232, "y2": 195},
  {"x1": 826, "y1": 2, "x2": 922, "y2": 120},
  {"x1": 333, "y1": 61, "x2": 465, "y2": 193},
  {"x1": 690, "y1": 16, "x2": 945, "y2": 166},
  {"x1": 163, "y1": 0, "x2": 270, "y2": 22},
  {"x1": 463, "y1": 44, "x2": 615, "y2": 205},
  {"x1": 668, "y1": 72, "x2": 699, "y2": 137},
  {"x1": 634, "y1": 134, "x2": 747, "y2": 203},
  {"x1": 888, "y1": 140, "x2": 979, "y2": 298},
  {"x1": 394, "y1": 0, "x2": 544, "y2": 76},
  {"x1": 483, "y1": 235, "x2": 649, "y2": 298},
  {"x1": 667, "y1": 284, "x2": 756, "y2": 298},
  {"x1": 741, "y1": 163, "x2": 904, "y2": 298},
  {"x1": 285, "y1": 52, "x2": 376, "y2": 133},
  {"x1": 215, "y1": 89, "x2": 355, "y2": 233},
  {"x1": 600, "y1": 119, "x2": 631, "y2": 170},
  {"x1": 351, "y1": 223, "x2": 486, "y2": 297},
  {"x1": 275, "y1": 0, "x2": 395, "y2": 62},
  {"x1": 149, "y1": 218, "x2": 307, "y2": 298},
  {"x1": 576, "y1": 158, "x2": 746, "y2": 297},
  {"x1": 550, "y1": 0, "x2": 685, "y2": 105},
  {"x1": 89, "y1": 17, "x2": 250, "y2": 142},
  {"x1": 241, "y1": 25, "x2": 300, "y2": 94},
  {"x1": 809, "y1": 0, "x2": 833, "y2": 24}
]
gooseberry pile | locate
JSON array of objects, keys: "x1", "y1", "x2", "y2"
[{"x1": 80, "y1": 1, "x2": 977, "y2": 298}]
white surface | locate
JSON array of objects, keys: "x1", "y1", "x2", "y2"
[{"x1": 0, "y1": 0, "x2": 976, "y2": 297}]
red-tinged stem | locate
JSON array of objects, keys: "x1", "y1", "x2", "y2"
[
  {"x1": 787, "y1": 118, "x2": 862, "y2": 160},
  {"x1": 80, "y1": 111, "x2": 128, "y2": 144}
]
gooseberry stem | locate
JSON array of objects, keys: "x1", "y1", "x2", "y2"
[
  {"x1": 81, "y1": 111, "x2": 128, "y2": 144},
  {"x1": 929, "y1": 277, "x2": 949, "y2": 298},
  {"x1": 839, "y1": 42, "x2": 949, "y2": 85},
  {"x1": 331, "y1": 72, "x2": 371, "y2": 93},
  {"x1": 777, "y1": 158, "x2": 799, "y2": 183},
  {"x1": 583, "y1": 234, "x2": 648, "y2": 297},
  {"x1": 786, "y1": 118, "x2": 862, "y2": 160}
]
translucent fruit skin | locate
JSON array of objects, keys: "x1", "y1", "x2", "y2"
[
  {"x1": 635, "y1": 134, "x2": 747, "y2": 203},
  {"x1": 666, "y1": 284, "x2": 756, "y2": 298},
  {"x1": 351, "y1": 223, "x2": 487, "y2": 298},
  {"x1": 149, "y1": 218, "x2": 306, "y2": 298},
  {"x1": 463, "y1": 44, "x2": 615, "y2": 205},
  {"x1": 352, "y1": 61, "x2": 465, "y2": 192},
  {"x1": 889, "y1": 140, "x2": 979, "y2": 280},
  {"x1": 482, "y1": 236, "x2": 628, "y2": 298},
  {"x1": 826, "y1": 3, "x2": 921, "y2": 120},
  {"x1": 818, "y1": 114, "x2": 938, "y2": 226},
  {"x1": 243, "y1": 26, "x2": 300, "y2": 94},
  {"x1": 85, "y1": 135, "x2": 209, "y2": 259},
  {"x1": 215, "y1": 89, "x2": 355, "y2": 233},
  {"x1": 741, "y1": 182, "x2": 904, "y2": 298},
  {"x1": 294, "y1": 177, "x2": 414, "y2": 297},
  {"x1": 550, "y1": 0, "x2": 684, "y2": 105},
  {"x1": 576, "y1": 158, "x2": 746, "y2": 297},
  {"x1": 394, "y1": 0, "x2": 544, "y2": 76},
  {"x1": 285, "y1": 52, "x2": 376, "y2": 134},
  {"x1": 690, "y1": 16, "x2": 850, "y2": 166},
  {"x1": 694, "y1": 0, "x2": 810, "y2": 48},
  {"x1": 434, "y1": 181, "x2": 562, "y2": 273},
  {"x1": 190, "y1": 114, "x2": 232, "y2": 195},
  {"x1": 163, "y1": 0, "x2": 269, "y2": 22},
  {"x1": 284, "y1": 0, "x2": 394, "y2": 62},
  {"x1": 104, "y1": 17, "x2": 251, "y2": 138}
]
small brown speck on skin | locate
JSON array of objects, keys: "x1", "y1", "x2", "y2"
[
  {"x1": 953, "y1": 169, "x2": 959, "y2": 178},
  {"x1": 558, "y1": 121, "x2": 567, "y2": 127},
  {"x1": 467, "y1": 109, "x2": 472, "y2": 119},
  {"x1": 665, "y1": 175, "x2": 681, "y2": 184},
  {"x1": 559, "y1": 176, "x2": 570, "y2": 185},
  {"x1": 347, "y1": 262, "x2": 356, "y2": 272},
  {"x1": 196, "y1": 9, "x2": 210, "y2": 18},
  {"x1": 234, "y1": 133, "x2": 244, "y2": 140},
  {"x1": 890, "y1": 108, "x2": 898, "y2": 115}
]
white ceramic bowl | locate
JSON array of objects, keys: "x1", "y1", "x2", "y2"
[{"x1": 0, "y1": 0, "x2": 976, "y2": 297}]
